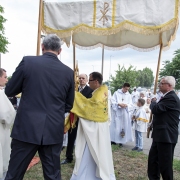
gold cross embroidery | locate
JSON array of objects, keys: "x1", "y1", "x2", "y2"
[{"x1": 99, "y1": 2, "x2": 109, "y2": 26}]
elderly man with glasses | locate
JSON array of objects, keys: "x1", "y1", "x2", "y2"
[{"x1": 148, "y1": 76, "x2": 180, "y2": 180}]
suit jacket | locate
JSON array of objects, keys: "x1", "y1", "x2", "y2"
[
  {"x1": 80, "y1": 85, "x2": 93, "y2": 98},
  {"x1": 5, "y1": 52, "x2": 74, "y2": 145},
  {"x1": 150, "y1": 91, "x2": 180, "y2": 143}
]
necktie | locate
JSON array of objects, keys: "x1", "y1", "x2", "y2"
[{"x1": 79, "y1": 87, "x2": 83, "y2": 92}]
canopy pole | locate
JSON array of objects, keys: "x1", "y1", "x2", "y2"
[
  {"x1": 101, "y1": 45, "x2": 104, "y2": 76},
  {"x1": 73, "y1": 44, "x2": 76, "y2": 71},
  {"x1": 153, "y1": 43, "x2": 163, "y2": 94},
  {"x1": 147, "y1": 42, "x2": 163, "y2": 138},
  {"x1": 36, "y1": 0, "x2": 43, "y2": 56}
]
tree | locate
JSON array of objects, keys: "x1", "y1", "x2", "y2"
[
  {"x1": 7, "y1": 76, "x2": 11, "y2": 81},
  {"x1": 159, "y1": 49, "x2": 180, "y2": 89},
  {"x1": 0, "y1": 5, "x2": 9, "y2": 53},
  {"x1": 110, "y1": 64, "x2": 139, "y2": 93},
  {"x1": 137, "y1": 67, "x2": 154, "y2": 88}
]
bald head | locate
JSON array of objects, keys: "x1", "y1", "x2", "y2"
[{"x1": 79, "y1": 74, "x2": 88, "y2": 87}]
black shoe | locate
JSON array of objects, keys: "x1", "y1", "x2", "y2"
[
  {"x1": 137, "y1": 148, "x2": 143, "y2": 152},
  {"x1": 61, "y1": 159, "x2": 72, "y2": 165},
  {"x1": 119, "y1": 143, "x2": 123, "y2": 147},
  {"x1": 132, "y1": 147, "x2": 138, "y2": 151}
]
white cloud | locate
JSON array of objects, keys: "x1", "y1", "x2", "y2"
[{"x1": 1, "y1": 0, "x2": 180, "y2": 82}]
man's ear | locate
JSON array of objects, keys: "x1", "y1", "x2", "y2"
[
  {"x1": 58, "y1": 48, "x2": 62, "y2": 55},
  {"x1": 41, "y1": 44, "x2": 45, "y2": 52}
]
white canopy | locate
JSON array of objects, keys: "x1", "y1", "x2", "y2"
[{"x1": 42, "y1": 0, "x2": 179, "y2": 51}]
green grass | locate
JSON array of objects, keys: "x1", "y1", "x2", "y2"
[
  {"x1": 173, "y1": 159, "x2": 180, "y2": 171},
  {"x1": 23, "y1": 146, "x2": 180, "y2": 180}
]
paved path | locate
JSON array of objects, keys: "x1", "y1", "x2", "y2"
[{"x1": 122, "y1": 131, "x2": 180, "y2": 160}]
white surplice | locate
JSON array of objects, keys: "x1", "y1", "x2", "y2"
[
  {"x1": 110, "y1": 89, "x2": 134, "y2": 144},
  {"x1": 0, "y1": 90, "x2": 16, "y2": 179},
  {"x1": 71, "y1": 118, "x2": 116, "y2": 180},
  {"x1": 131, "y1": 90, "x2": 139, "y2": 104},
  {"x1": 144, "y1": 103, "x2": 151, "y2": 120},
  {"x1": 132, "y1": 106, "x2": 148, "y2": 132}
]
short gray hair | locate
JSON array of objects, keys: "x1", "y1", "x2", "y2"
[
  {"x1": 162, "y1": 76, "x2": 176, "y2": 88},
  {"x1": 42, "y1": 34, "x2": 61, "y2": 52}
]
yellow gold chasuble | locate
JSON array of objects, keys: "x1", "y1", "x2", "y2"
[
  {"x1": 72, "y1": 85, "x2": 108, "y2": 122},
  {"x1": 64, "y1": 85, "x2": 108, "y2": 133}
]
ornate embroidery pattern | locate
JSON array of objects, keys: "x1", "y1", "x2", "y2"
[
  {"x1": 103, "y1": 91, "x2": 108, "y2": 115},
  {"x1": 99, "y1": 2, "x2": 109, "y2": 26}
]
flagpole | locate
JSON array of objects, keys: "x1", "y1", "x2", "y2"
[
  {"x1": 101, "y1": 45, "x2": 104, "y2": 76},
  {"x1": 147, "y1": 42, "x2": 163, "y2": 138},
  {"x1": 36, "y1": 0, "x2": 43, "y2": 56},
  {"x1": 73, "y1": 44, "x2": 76, "y2": 71}
]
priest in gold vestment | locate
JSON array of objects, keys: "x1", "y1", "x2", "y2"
[{"x1": 70, "y1": 72, "x2": 116, "y2": 180}]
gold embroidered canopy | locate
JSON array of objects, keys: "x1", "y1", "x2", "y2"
[{"x1": 41, "y1": 0, "x2": 180, "y2": 51}]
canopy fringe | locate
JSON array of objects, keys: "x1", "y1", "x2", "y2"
[{"x1": 42, "y1": 18, "x2": 178, "y2": 38}]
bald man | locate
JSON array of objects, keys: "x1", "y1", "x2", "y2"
[{"x1": 61, "y1": 74, "x2": 93, "y2": 164}]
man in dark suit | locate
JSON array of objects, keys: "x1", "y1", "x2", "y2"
[
  {"x1": 148, "y1": 76, "x2": 180, "y2": 180},
  {"x1": 5, "y1": 34, "x2": 74, "y2": 180},
  {"x1": 61, "y1": 74, "x2": 93, "y2": 164}
]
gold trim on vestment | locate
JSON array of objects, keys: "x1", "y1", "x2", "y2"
[{"x1": 136, "y1": 118, "x2": 149, "y2": 123}]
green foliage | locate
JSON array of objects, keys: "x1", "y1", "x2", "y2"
[
  {"x1": 110, "y1": 64, "x2": 139, "y2": 93},
  {"x1": 137, "y1": 67, "x2": 154, "y2": 87},
  {"x1": 109, "y1": 65, "x2": 154, "y2": 93},
  {"x1": 159, "y1": 49, "x2": 180, "y2": 90},
  {"x1": 0, "y1": 5, "x2": 9, "y2": 53}
]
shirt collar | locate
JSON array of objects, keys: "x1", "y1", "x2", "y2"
[{"x1": 162, "y1": 90, "x2": 173, "y2": 97}]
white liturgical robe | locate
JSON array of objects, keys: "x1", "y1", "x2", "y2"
[
  {"x1": 70, "y1": 87, "x2": 116, "y2": 180},
  {"x1": 0, "y1": 90, "x2": 16, "y2": 179},
  {"x1": 132, "y1": 106, "x2": 148, "y2": 133},
  {"x1": 131, "y1": 91, "x2": 139, "y2": 104},
  {"x1": 110, "y1": 89, "x2": 134, "y2": 144}
]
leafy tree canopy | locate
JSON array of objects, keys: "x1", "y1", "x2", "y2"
[
  {"x1": 0, "y1": 5, "x2": 9, "y2": 53},
  {"x1": 109, "y1": 65, "x2": 154, "y2": 93},
  {"x1": 159, "y1": 49, "x2": 180, "y2": 90}
]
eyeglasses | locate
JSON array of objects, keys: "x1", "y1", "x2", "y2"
[{"x1": 159, "y1": 82, "x2": 169, "y2": 85}]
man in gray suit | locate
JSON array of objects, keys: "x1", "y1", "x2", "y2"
[{"x1": 5, "y1": 34, "x2": 74, "y2": 180}]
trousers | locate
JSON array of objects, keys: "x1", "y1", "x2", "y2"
[
  {"x1": 5, "y1": 139, "x2": 62, "y2": 180},
  {"x1": 148, "y1": 141, "x2": 176, "y2": 180}
]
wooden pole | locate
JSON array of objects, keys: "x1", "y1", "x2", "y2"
[
  {"x1": 147, "y1": 42, "x2": 163, "y2": 138},
  {"x1": 36, "y1": 0, "x2": 43, "y2": 56},
  {"x1": 73, "y1": 44, "x2": 76, "y2": 71},
  {"x1": 101, "y1": 45, "x2": 104, "y2": 76},
  {"x1": 153, "y1": 43, "x2": 163, "y2": 94}
]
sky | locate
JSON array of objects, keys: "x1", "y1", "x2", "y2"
[{"x1": 0, "y1": 0, "x2": 180, "y2": 82}]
